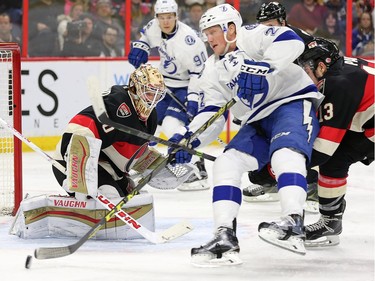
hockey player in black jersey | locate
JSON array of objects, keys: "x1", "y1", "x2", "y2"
[
  {"x1": 53, "y1": 64, "x2": 166, "y2": 200},
  {"x1": 298, "y1": 37, "x2": 374, "y2": 247}
]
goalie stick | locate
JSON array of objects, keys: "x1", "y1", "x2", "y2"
[
  {"x1": 0, "y1": 118, "x2": 193, "y2": 250},
  {"x1": 87, "y1": 78, "x2": 215, "y2": 162}
]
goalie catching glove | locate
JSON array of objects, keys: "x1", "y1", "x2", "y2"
[
  {"x1": 237, "y1": 60, "x2": 273, "y2": 107},
  {"x1": 168, "y1": 126, "x2": 200, "y2": 164},
  {"x1": 128, "y1": 41, "x2": 150, "y2": 68}
]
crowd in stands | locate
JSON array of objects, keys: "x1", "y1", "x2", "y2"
[{"x1": 0, "y1": 0, "x2": 373, "y2": 57}]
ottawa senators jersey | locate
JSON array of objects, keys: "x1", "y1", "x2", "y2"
[
  {"x1": 55, "y1": 85, "x2": 157, "y2": 177},
  {"x1": 311, "y1": 57, "x2": 374, "y2": 167}
]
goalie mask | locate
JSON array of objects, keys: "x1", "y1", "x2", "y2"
[{"x1": 129, "y1": 65, "x2": 166, "y2": 121}]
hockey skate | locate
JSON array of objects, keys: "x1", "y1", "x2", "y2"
[
  {"x1": 242, "y1": 183, "x2": 279, "y2": 202},
  {"x1": 177, "y1": 160, "x2": 210, "y2": 191},
  {"x1": 305, "y1": 200, "x2": 345, "y2": 247},
  {"x1": 191, "y1": 227, "x2": 242, "y2": 267},
  {"x1": 258, "y1": 214, "x2": 306, "y2": 255},
  {"x1": 304, "y1": 182, "x2": 318, "y2": 213}
]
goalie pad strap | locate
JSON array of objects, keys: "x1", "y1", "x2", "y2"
[{"x1": 66, "y1": 134, "x2": 102, "y2": 197}]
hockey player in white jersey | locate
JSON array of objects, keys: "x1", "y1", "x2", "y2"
[
  {"x1": 167, "y1": 4, "x2": 323, "y2": 266},
  {"x1": 128, "y1": 0, "x2": 209, "y2": 191}
]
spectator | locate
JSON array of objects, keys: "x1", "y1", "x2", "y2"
[
  {"x1": 239, "y1": 0, "x2": 263, "y2": 25},
  {"x1": 352, "y1": 11, "x2": 374, "y2": 56},
  {"x1": 92, "y1": 0, "x2": 125, "y2": 52},
  {"x1": 317, "y1": 10, "x2": 345, "y2": 52},
  {"x1": 99, "y1": 25, "x2": 123, "y2": 57},
  {"x1": 325, "y1": 0, "x2": 346, "y2": 35},
  {"x1": 64, "y1": 0, "x2": 89, "y2": 15},
  {"x1": 129, "y1": 0, "x2": 153, "y2": 41},
  {"x1": 0, "y1": 0, "x2": 22, "y2": 39},
  {"x1": 57, "y1": 2, "x2": 85, "y2": 51},
  {"x1": 182, "y1": 0, "x2": 205, "y2": 33},
  {"x1": 28, "y1": 0, "x2": 64, "y2": 57},
  {"x1": 61, "y1": 13, "x2": 101, "y2": 56},
  {"x1": 205, "y1": 0, "x2": 225, "y2": 10},
  {"x1": 0, "y1": 12, "x2": 21, "y2": 46},
  {"x1": 287, "y1": 0, "x2": 328, "y2": 35}
]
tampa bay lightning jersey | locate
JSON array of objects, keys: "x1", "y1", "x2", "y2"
[
  {"x1": 139, "y1": 19, "x2": 208, "y2": 93},
  {"x1": 188, "y1": 24, "x2": 323, "y2": 145}
]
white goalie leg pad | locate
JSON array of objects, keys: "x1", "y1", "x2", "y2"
[{"x1": 66, "y1": 134, "x2": 102, "y2": 198}]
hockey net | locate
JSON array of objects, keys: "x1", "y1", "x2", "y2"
[{"x1": 0, "y1": 43, "x2": 22, "y2": 216}]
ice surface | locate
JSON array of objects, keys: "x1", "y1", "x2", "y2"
[{"x1": 0, "y1": 146, "x2": 374, "y2": 281}]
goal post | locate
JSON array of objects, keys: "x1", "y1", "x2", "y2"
[{"x1": 0, "y1": 43, "x2": 22, "y2": 216}]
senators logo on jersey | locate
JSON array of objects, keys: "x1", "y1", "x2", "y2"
[{"x1": 117, "y1": 103, "x2": 132, "y2": 118}]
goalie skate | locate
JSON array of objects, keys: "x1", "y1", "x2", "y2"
[
  {"x1": 258, "y1": 214, "x2": 306, "y2": 255},
  {"x1": 191, "y1": 227, "x2": 242, "y2": 267},
  {"x1": 178, "y1": 160, "x2": 210, "y2": 191}
]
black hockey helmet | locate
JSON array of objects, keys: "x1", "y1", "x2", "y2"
[
  {"x1": 256, "y1": 2, "x2": 286, "y2": 23},
  {"x1": 298, "y1": 37, "x2": 341, "y2": 71}
]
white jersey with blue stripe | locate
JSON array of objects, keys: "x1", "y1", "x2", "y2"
[
  {"x1": 188, "y1": 23, "x2": 323, "y2": 145},
  {"x1": 139, "y1": 19, "x2": 207, "y2": 93}
]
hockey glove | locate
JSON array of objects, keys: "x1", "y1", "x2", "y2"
[
  {"x1": 237, "y1": 60, "x2": 272, "y2": 108},
  {"x1": 186, "y1": 92, "x2": 199, "y2": 120},
  {"x1": 128, "y1": 41, "x2": 150, "y2": 68},
  {"x1": 168, "y1": 127, "x2": 201, "y2": 164}
]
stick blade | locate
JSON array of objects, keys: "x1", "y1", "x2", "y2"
[
  {"x1": 34, "y1": 245, "x2": 76, "y2": 260},
  {"x1": 160, "y1": 220, "x2": 194, "y2": 242}
]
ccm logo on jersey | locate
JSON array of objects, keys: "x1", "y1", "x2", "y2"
[
  {"x1": 117, "y1": 103, "x2": 132, "y2": 118},
  {"x1": 240, "y1": 64, "x2": 269, "y2": 76}
]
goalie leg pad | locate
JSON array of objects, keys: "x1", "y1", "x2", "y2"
[{"x1": 66, "y1": 134, "x2": 102, "y2": 198}]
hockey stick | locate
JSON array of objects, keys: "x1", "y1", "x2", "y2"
[
  {"x1": 87, "y1": 81, "x2": 216, "y2": 162},
  {"x1": 0, "y1": 118, "x2": 193, "y2": 249},
  {"x1": 35, "y1": 153, "x2": 177, "y2": 259},
  {"x1": 165, "y1": 89, "x2": 227, "y2": 147},
  {"x1": 34, "y1": 91, "x2": 238, "y2": 259},
  {"x1": 35, "y1": 92, "x2": 238, "y2": 258}
]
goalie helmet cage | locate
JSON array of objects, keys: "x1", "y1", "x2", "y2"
[{"x1": 0, "y1": 43, "x2": 22, "y2": 216}]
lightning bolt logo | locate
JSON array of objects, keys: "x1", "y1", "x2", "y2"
[{"x1": 303, "y1": 100, "x2": 313, "y2": 142}]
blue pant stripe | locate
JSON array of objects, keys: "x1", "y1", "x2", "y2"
[
  {"x1": 213, "y1": 185, "x2": 242, "y2": 204},
  {"x1": 278, "y1": 173, "x2": 307, "y2": 191}
]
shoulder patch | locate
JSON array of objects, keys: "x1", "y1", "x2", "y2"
[
  {"x1": 185, "y1": 35, "x2": 196, "y2": 45},
  {"x1": 117, "y1": 103, "x2": 132, "y2": 118}
]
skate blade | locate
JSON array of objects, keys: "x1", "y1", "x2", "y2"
[
  {"x1": 243, "y1": 193, "x2": 279, "y2": 202},
  {"x1": 178, "y1": 179, "x2": 210, "y2": 191},
  {"x1": 305, "y1": 235, "x2": 340, "y2": 247},
  {"x1": 191, "y1": 251, "x2": 243, "y2": 267},
  {"x1": 258, "y1": 228, "x2": 306, "y2": 255},
  {"x1": 304, "y1": 200, "x2": 319, "y2": 213}
]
